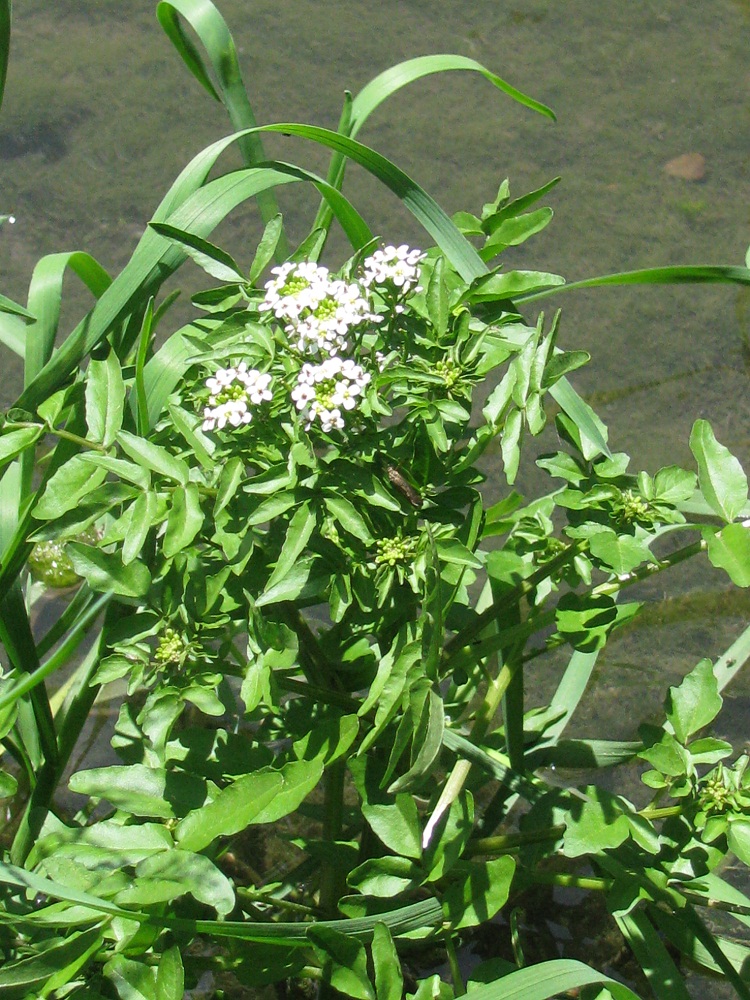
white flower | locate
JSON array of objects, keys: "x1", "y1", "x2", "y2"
[
  {"x1": 361, "y1": 244, "x2": 425, "y2": 297},
  {"x1": 260, "y1": 262, "x2": 376, "y2": 356},
  {"x1": 201, "y1": 363, "x2": 273, "y2": 431},
  {"x1": 292, "y1": 357, "x2": 371, "y2": 432}
]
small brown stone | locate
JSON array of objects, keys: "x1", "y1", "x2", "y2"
[{"x1": 663, "y1": 152, "x2": 706, "y2": 181}]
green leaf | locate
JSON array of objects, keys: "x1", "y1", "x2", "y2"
[
  {"x1": 372, "y1": 923, "x2": 403, "y2": 1000},
  {"x1": 325, "y1": 494, "x2": 374, "y2": 544},
  {"x1": 66, "y1": 543, "x2": 151, "y2": 598},
  {"x1": 442, "y1": 856, "x2": 516, "y2": 929},
  {"x1": 689, "y1": 419, "x2": 748, "y2": 523},
  {"x1": 156, "y1": 0, "x2": 286, "y2": 246},
  {"x1": 214, "y1": 456, "x2": 245, "y2": 515},
  {"x1": 122, "y1": 491, "x2": 160, "y2": 565},
  {"x1": 517, "y1": 264, "x2": 750, "y2": 303},
  {"x1": 307, "y1": 925, "x2": 375, "y2": 1000},
  {"x1": 149, "y1": 221, "x2": 244, "y2": 281},
  {"x1": 482, "y1": 208, "x2": 554, "y2": 254},
  {"x1": 104, "y1": 956, "x2": 157, "y2": 1000},
  {"x1": 0, "y1": 926, "x2": 104, "y2": 1000},
  {"x1": 250, "y1": 758, "x2": 324, "y2": 824},
  {"x1": 666, "y1": 658, "x2": 723, "y2": 744},
  {"x1": 704, "y1": 523, "x2": 750, "y2": 586},
  {"x1": 561, "y1": 788, "x2": 632, "y2": 858},
  {"x1": 79, "y1": 452, "x2": 152, "y2": 490},
  {"x1": 117, "y1": 430, "x2": 189, "y2": 486},
  {"x1": 467, "y1": 269, "x2": 565, "y2": 302},
  {"x1": 728, "y1": 820, "x2": 750, "y2": 866},
  {"x1": 388, "y1": 689, "x2": 444, "y2": 793},
  {"x1": 0, "y1": 425, "x2": 43, "y2": 469},
  {"x1": 156, "y1": 946, "x2": 184, "y2": 1000},
  {"x1": 69, "y1": 764, "x2": 208, "y2": 819},
  {"x1": 163, "y1": 483, "x2": 204, "y2": 558},
  {"x1": 293, "y1": 713, "x2": 359, "y2": 766},
  {"x1": 33, "y1": 457, "x2": 108, "y2": 519},
  {"x1": 615, "y1": 910, "x2": 692, "y2": 1000},
  {"x1": 265, "y1": 501, "x2": 317, "y2": 589},
  {"x1": 588, "y1": 529, "x2": 652, "y2": 575},
  {"x1": 423, "y1": 790, "x2": 474, "y2": 881},
  {"x1": 361, "y1": 793, "x2": 422, "y2": 861},
  {"x1": 175, "y1": 770, "x2": 282, "y2": 851},
  {"x1": 85, "y1": 350, "x2": 126, "y2": 447},
  {"x1": 248, "y1": 214, "x2": 284, "y2": 284},
  {"x1": 348, "y1": 855, "x2": 424, "y2": 897},
  {"x1": 135, "y1": 849, "x2": 234, "y2": 915},
  {"x1": 0, "y1": 770, "x2": 17, "y2": 797},
  {"x1": 426, "y1": 256, "x2": 449, "y2": 335}
]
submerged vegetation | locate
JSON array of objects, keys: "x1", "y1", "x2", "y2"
[{"x1": 1, "y1": 2, "x2": 750, "y2": 998}]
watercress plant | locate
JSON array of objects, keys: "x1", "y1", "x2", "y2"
[{"x1": 1, "y1": 3, "x2": 750, "y2": 999}]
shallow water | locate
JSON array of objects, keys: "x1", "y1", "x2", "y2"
[{"x1": 2, "y1": 2, "x2": 750, "y2": 994}]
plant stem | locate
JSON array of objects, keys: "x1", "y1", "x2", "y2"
[
  {"x1": 8, "y1": 420, "x2": 108, "y2": 453},
  {"x1": 443, "y1": 540, "x2": 585, "y2": 659},
  {"x1": 467, "y1": 825, "x2": 566, "y2": 856},
  {"x1": 594, "y1": 538, "x2": 707, "y2": 597},
  {"x1": 318, "y1": 758, "x2": 346, "y2": 919},
  {"x1": 523, "y1": 870, "x2": 612, "y2": 893},
  {"x1": 443, "y1": 926, "x2": 466, "y2": 996}
]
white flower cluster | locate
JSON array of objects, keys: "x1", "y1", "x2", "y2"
[
  {"x1": 259, "y1": 261, "x2": 375, "y2": 357},
  {"x1": 362, "y1": 244, "x2": 425, "y2": 297},
  {"x1": 202, "y1": 362, "x2": 272, "y2": 431},
  {"x1": 291, "y1": 357, "x2": 371, "y2": 433},
  {"x1": 200, "y1": 247, "x2": 423, "y2": 435}
]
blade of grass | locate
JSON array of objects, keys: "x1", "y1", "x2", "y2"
[
  {"x1": 517, "y1": 264, "x2": 750, "y2": 303},
  {"x1": 24, "y1": 252, "x2": 111, "y2": 386},
  {"x1": 0, "y1": 0, "x2": 9, "y2": 114},
  {"x1": 615, "y1": 909, "x2": 692, "y2": 1000},
  {"x1": 313, "y1": 53, "x2": 555, "y2": 235},
  {"x1": 156, "y1": 0, "x2": 288, "y2": 255}
]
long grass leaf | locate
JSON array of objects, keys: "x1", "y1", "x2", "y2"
[
  {"x1": 312, "y1": 54, "x2": 554, "y2": 235},
  {"x1": 517, "y1": 265, "x2": 750, "y2": 303},
  {"x1": 255, "y1": 124, "x2": 488, "y2": 282},
  {"x1": 714, "y1": 622, "x2": 750, "y2": 692},
  {"x1": 457, "y1": 958, "x2": 645, "y2": 1000},
  {"x1": 156, "y1": 0, "x2": 286, "y2": 250},
  {"x1": 0, "y1": 0, "x2": 9, "y2": 114},
  {"x1": 24, "y1": 253, "x2": 111, "y2": 386},
  {"x1": 615, "y1": 909, "x2": 691, "y2": 1000},
  {"x1": 17, "y1": 167, "x2": 301, "y2": 412}
]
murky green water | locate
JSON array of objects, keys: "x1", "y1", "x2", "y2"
[{"x1": 2, "y1": 3, "x2": 750, "y2": 992}]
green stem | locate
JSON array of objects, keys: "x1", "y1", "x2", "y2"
[
  {"x1": 594, "y1": 538, "x2": 707, "y2": 597},
  {"x1": 443, "y1": 540, "x2": 585, "y2": 659},
  {"x1": 639, "y1": 804, "x2": 682, "y2": 821},
  {"x1": 318, "y1": 759, "x2": 346, "y2": 919},
  {"x1": 8, "y1": 421, "x2": 107, "y2": 453},
  {"x1": 443, "y1": 926, "x2": 466, "y2": 996},
  {"x1": 467, "y1": 824, "x2": 566, "y2": 856},
  {"x1": 10, "y1": 603, "x2": 120, "y2": 865},
  {"x1": 523, "y1": 870, "x2": 612, "y2": 893}
]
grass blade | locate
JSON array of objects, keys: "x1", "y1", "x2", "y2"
[
  {"x1": 517, "y1": 264, "x2": 750, "y2": 303},
  {"x1": 24, "y1": 252, "x2": 111, "y2": 386},
  {"x1": 0, "y1": 0, "x2": 9, "y2": 114},
  {"x1": 313, "y1": 54, "x2": 555, "y2": 234},
  {"x1": 156, "y1": 0, "x2": 287, "y2": 251},
  {"x1": 256, "y1": 123, "x2": 488, "y2": 283},
  {"x1": 615, "y1": 909, "x2": 691, "y2": 1000}
]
